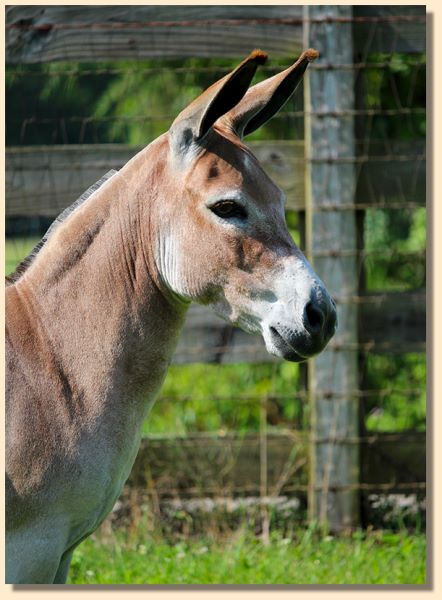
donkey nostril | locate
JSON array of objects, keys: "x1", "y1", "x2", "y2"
[{"x1": 305, "y1": 302, "x2": 324, "y2": 333}]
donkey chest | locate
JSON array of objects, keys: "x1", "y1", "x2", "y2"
[{"x1": 58, "y1": 427, "x2": 142, "y2": 534}]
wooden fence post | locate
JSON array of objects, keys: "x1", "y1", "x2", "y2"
[{"x1": 303, "y1": 5, "x2": 360, "y2": 530}]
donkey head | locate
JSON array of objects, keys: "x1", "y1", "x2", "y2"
[{"x1": 157, "y1": 50, "x2": 336, "y2": 362}]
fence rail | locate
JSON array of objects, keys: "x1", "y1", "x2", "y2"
[
  {"x1": 6, "y1": 5, "x2": 425, "y2": 64},
  {"x1": 126, "y1": 431, "x2": 425, "y2": 499},
  {"x1": 5, "y1": 140, "x2": 425, "y2": 216}
]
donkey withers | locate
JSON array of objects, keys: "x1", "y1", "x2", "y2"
[{"x1": 6, "y1": 49, "x2": 336, "y2": 583}]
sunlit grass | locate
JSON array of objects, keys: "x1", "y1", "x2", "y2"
[{"x1": 68, "y1": 527, "x2": 426, "y2": 585}]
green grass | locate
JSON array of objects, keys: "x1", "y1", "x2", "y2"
[{"x1": 67, "y1": 528, "x2": 426, "y2": 585}]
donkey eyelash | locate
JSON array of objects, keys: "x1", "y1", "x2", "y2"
[{"x1": 209, "y1": 200, "x2": 248, "y2": 221}]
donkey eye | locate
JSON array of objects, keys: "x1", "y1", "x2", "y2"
[{"x1": 210, "y1": 201, "x2": 247, "y2": 220}]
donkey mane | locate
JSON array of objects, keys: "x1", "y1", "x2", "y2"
[{"x1": 6, "y1": 169, "x2": 117, "y2": 286}]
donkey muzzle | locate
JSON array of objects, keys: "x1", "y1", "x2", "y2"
[{"x1": 266, "y1": 287, "x2": 337, "y2": 362}]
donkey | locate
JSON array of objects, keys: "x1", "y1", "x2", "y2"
[{"x1": 5, "y1": 49, "x2": 337, "y2": 583}]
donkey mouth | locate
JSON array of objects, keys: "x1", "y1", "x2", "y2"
[{"x1": 268, "y1": 326, "x2": 308, "y2": 363}]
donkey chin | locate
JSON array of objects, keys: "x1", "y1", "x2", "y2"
[
  {"x1": 262, "y1": 318, "x2": 337, "y2": 363},
  {"x1": 212, "y1": 292, "x2": 337, "y2": 363}
]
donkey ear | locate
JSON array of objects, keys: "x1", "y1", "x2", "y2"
[
  {"x1": 218, "y1": 49, "x2": 319, "y2": 139},
  {"x1": 169, "y1": 50, "x2": 267, "y2": 155}
]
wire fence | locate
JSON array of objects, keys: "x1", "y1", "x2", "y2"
[{"x1": 5, "y1": 5, "x2": 426, "y2": 533}]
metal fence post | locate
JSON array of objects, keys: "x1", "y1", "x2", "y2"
[{"x1": 303, "y1": 4, "x2": 360, "y2": 530}]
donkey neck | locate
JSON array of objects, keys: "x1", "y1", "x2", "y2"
[{"x1": 13, "y1": 137, "x2": 188, "y2": 419}]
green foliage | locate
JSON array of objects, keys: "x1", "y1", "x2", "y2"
[
  {"x1": 364, "y1": 354, "x2": 426, "y2": 432},
  {"x1": 364, "y1": 53, "x2": 426, "y2": 139},
  {"x1": 67, "y1": 527, "x2": 426, "y2": 584},
  {"x1": 91, "y1": 57, "x2": 304, "y2": 144},
  {"x1": 360, "y1": 52, "x2": 426, "y2": 428},
  {"x1": 6, "y1": 57, "x2": 304, "y2": 146},
  {"x1": 144, "y1": 361, "x2": 303, "y2": 435},
  {"x1": 93, "y1": 60, "x2": 203, "y2": 144},
  {"x1": 364, "y1": 207, "x2": 426, "y2": 291},
  {"x1": 362, "y1": 204, "x2": 426, "y2": 432},
  {"x1": 6, "y1": 63, "x2": 117, "y2": 145}
]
